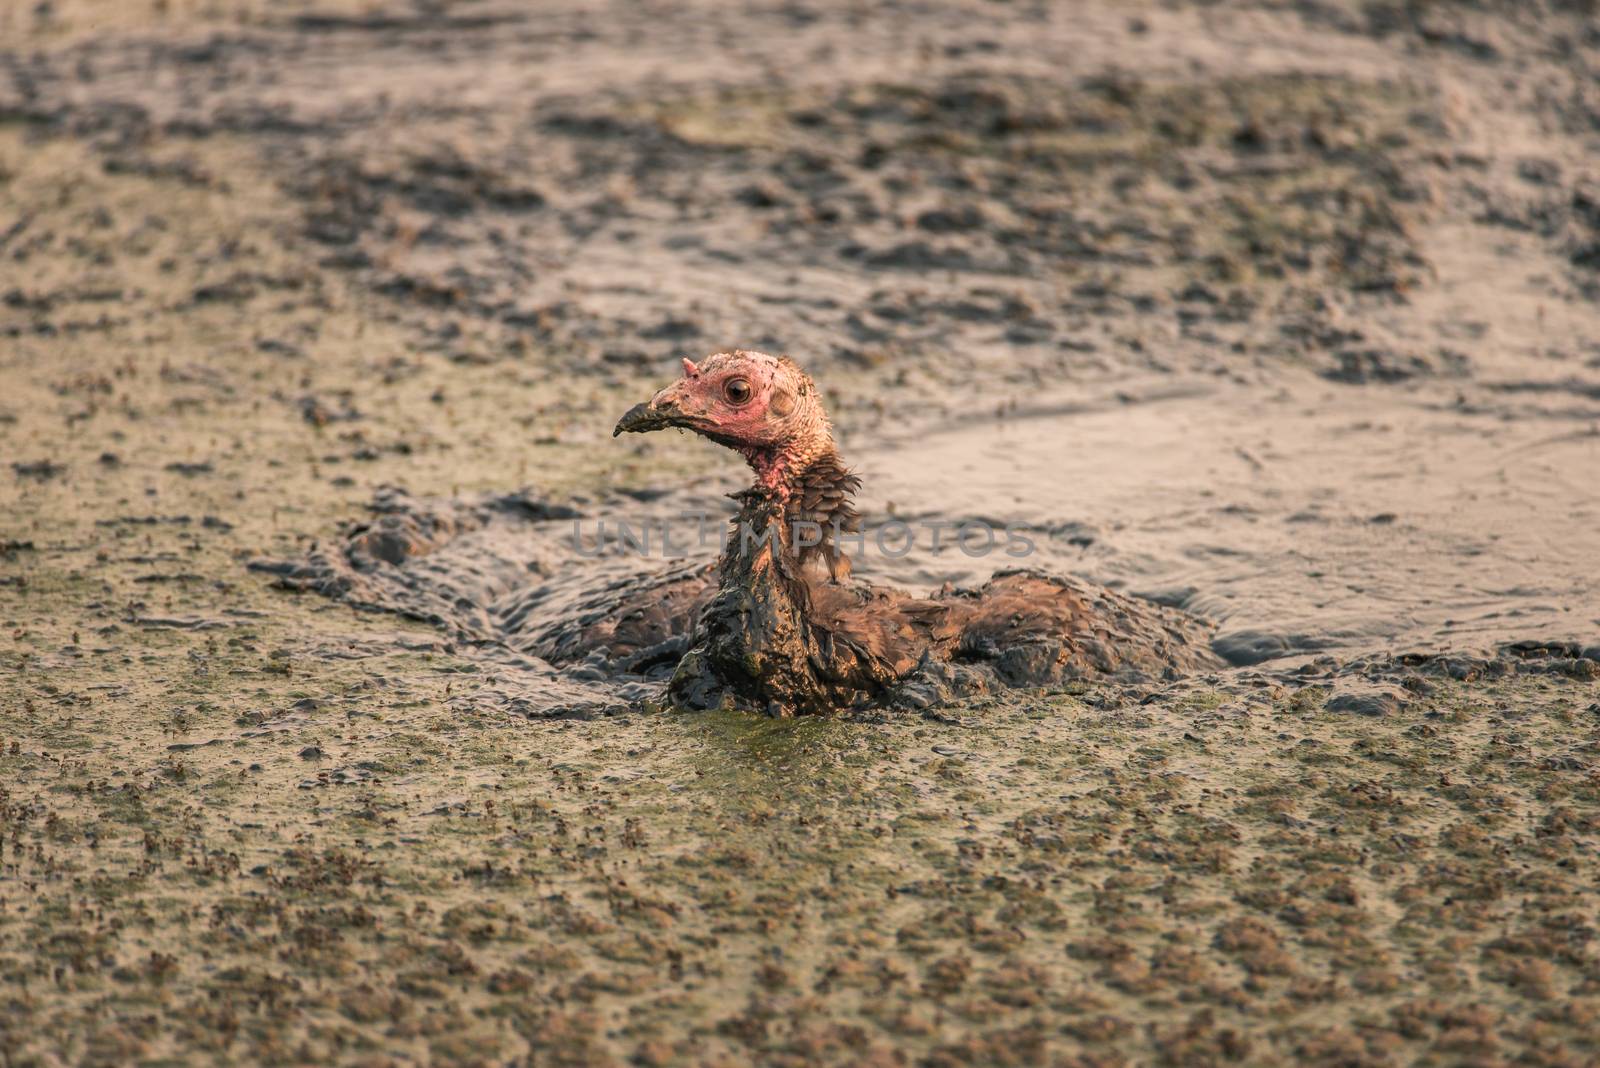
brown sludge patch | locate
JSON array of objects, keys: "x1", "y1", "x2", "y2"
[{"x1": 3, "y1": 0, "x2": 1600, "y2": 1065}]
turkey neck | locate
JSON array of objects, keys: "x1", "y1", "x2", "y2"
[
  {"x1": 732, "y1": 376, "x2": 839, "y2": 501},
  {"x1": 733, "y1": 435, "x2": 838, "y2": 503}
]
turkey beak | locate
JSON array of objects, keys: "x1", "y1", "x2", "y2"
[{"x1": 613, "y1": 394, "x2": 687, "y2": 437}]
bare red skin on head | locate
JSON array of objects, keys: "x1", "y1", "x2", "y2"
[
  {"x1": 652, "y1": 352, "x2": 782, "y2": 444},
  {"x1": 644, "y1": 350, "x2": 831, "y2": 501}
]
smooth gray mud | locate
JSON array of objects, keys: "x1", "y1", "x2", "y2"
[{"x1": 4, "y1": 1, "x2": 1600, "y2": 1066}]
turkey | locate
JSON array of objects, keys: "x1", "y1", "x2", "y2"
[{"x1": 613, "y1": 349, "x2": 1218, "y2": 714}]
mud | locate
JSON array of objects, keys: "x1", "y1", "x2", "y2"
[
  {"x1": 4, "y1": 0, "x2": 1600, "y2": 1064},
  {"x1": 250, "y1": 480, "x2": 1222, "y2": 716}
]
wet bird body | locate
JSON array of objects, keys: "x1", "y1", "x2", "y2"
[{"x1": 613, "y1": 350, "x2": 1215, "y2": 714}]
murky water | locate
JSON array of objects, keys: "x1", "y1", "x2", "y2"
[{"x1": 858, "y1": 373, "x2": 1600, "y2": 663}]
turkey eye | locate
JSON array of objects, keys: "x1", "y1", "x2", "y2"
[{"x1": 723, "y1": 378, "x2": 752, "y2": 405}]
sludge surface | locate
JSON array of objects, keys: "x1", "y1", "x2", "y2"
[
  {"x1": 250, "y1": 482, "x2": 1226, "y2": 716},
  {"x1": 251, "y1": 486, "x2": 713, "y2": 715},
  {"x1": 4, "y1": 0, "x2": 1600, "y2": 1065}
]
